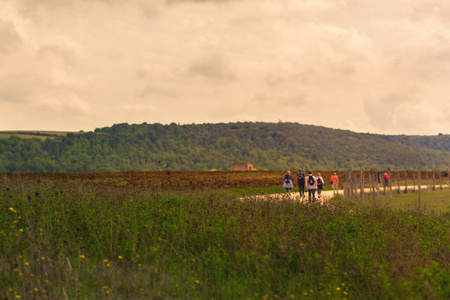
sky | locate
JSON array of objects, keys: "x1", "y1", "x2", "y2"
[{"x1": 1, "y1": 0, "x2": 450, "y2": 135}]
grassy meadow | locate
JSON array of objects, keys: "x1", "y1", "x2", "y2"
[{"x1": 1, "y1": 178, "x2": 450, "y2": 299}]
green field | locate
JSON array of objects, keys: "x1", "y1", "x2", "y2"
[
  {"x1": 0, "y1": 131, "x2": 72, "y2": 140},
  {"x1": 1, "y1": 179, "x2": 449, "y2": 299}
]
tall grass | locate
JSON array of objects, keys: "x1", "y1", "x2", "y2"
[{"x1": 1, "y1": 179, "x2": 449, "y2": 299}]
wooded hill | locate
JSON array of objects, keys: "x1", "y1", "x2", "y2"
[{"x1": 1, "y1": 122, "x2": 449, "y2": 172}]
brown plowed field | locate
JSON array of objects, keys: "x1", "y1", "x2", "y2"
[{"x1": 1, "y1": 170, "x2": 447, "y2": 191}]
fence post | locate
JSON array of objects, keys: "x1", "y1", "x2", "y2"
[
  {"x1": 388, "y1": 168, "x2": 392, "y2": 209},
  {"x1": 433, "y1": 171, "x2": 436, "y2": 191},
  {"x1": 418, "y1": 168, "x2": 421, "y2": 210},
  {"x1": 372, "y1": 170, "x2": 376, "y2": 204},
  {"x1": 439, "y1": 171, "x2": 443, "y2": 190},
  {"x1": 405, "y1": 170, "x2": 408, "y2": 193},
  {"x1": 412, "y1": 171, "x2": 416, "y2": 193},
  {"x1": 344, "y1": 169, "x2": 349, "y2": 200},
  {"x1": 426, "y1": 172, "x2": 429, "y2": 192},
  {"x1": 360, "y1": 169, "x2": 364, "y2": 203}
]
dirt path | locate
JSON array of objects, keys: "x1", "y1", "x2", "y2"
[{"x1": 245, "y1": 184, "x2": 450, "y2": 203}]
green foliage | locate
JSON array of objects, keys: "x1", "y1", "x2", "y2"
[
  {"x1": 1, "y1": 122, "x2": 450, "y2": 172},
  {"x1": 1, "y1": 180, "x2": 450, "y2": 299}
]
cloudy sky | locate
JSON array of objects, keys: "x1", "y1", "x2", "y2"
[{"x1": 1, "y1": 0, "x2": 450, "y2": 135}]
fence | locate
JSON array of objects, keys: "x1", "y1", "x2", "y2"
[{"x1": 342, "y1": 167, "x2": 450, "y2": 209}]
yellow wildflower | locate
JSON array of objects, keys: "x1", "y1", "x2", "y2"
[
  {"x1": 79, "y1": 255, "x2": 85, "y2": 259},
  {"x1": 9, "y1": 207, "x2": 17, "y2": 213}
]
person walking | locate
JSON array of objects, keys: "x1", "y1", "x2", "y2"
[
  {"x1": 383, "y1": 172, "x2": 389, "y2": 190},
  {"x1": 330, "y1": 172, "x2": 339, "y2": 194},
  {"x1": 377, "y1": 172, "x2": 381, "y2": 190},
  {"x1": 316, "y1": 173, "x2": 325, "y2": 198},
  {"x1": 282, "y1": 170, "x2": 294, "y2": 194},
  {"x1": 296, "y1": 168, "x2": 306, "y2": 197},
  {"x1": 305, "y1": 171, "x2": 318, "y2": 203}
]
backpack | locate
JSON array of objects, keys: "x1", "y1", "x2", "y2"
[
  {"x1": 317, "y1": 177, "x2": 322, "y2": 184},
  {"x1": 298, "y1": 172, "x2": 305, "y2": 181},
  {"x1": 308, "y1": 175, "x2": 314, "y2": 185}
]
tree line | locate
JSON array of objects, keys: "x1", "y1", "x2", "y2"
[{"x1": 0, "y1": 122, "x2": 449, "y2": 172}]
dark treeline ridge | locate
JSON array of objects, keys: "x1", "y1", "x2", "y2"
[{"x1": 1, "y1": 122, "x2": 450, "y2": 172}]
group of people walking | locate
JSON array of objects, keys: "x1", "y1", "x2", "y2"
[{"x1": 282, "y1": 169, "x2": 340, "y2": 203}]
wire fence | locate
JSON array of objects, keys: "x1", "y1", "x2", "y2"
[{"x1": 342, "y1": 168, "x2": 450, "y2": 209}]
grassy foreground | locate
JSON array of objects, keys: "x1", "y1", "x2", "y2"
[{"x1": 1, "y1": 180, "x2": 450, "y2": 299}]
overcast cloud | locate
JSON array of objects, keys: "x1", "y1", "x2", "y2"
[{"x1": 0, "y1": 0, "x2": 449, "y2": 134}]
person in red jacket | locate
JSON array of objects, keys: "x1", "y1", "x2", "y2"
[
  {"x1": 330, "y1": 172, "x2": 339, "y2": 194},
  {"x1": 383, "y1": 172, "x2": 389, "y2": 190}
]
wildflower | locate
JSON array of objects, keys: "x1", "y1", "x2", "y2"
[
  {"x1": 41, "y1": 257, "x2": 45, "y2": 260},
  {"x1": 15, "y1": 295, "x2": 20, "y2": 299},
  {"x1": 118, "y1": 256, "x2": 123, "y2": 260},
  {"x1": 342, "y1": 283, "x2": 345, "y2": 286},
  {"x1": 337, "y1": 287, "x2": 341, "y2": 291},
  {"x1": 195, "y1": 280, "x2": 200, "y2": 284},
  {"x1": 106, "y1": 263, "x2": 110, "y2": 267},
  {"x1": 309, "y1": 289, "x2": 314, "y2": 293},
  {"x1": 138, "y1": 264, "x2": 142, "y2": 267},
  {"x1": 290, "y1": 295, "x2": 295, "y2": 298},
  {"x1": 9, "y1": 207, "x2": 17, "y2": 213},
  {"x1": 343, "y1": 291, "x2": 348, "y2": 295},
  {"x1": 103, "y1": 259, "x2": 109, "y2": 263},
  {"x1": 79, "y1": 255, "x2": 85, "y2": 259},
  {"x1": 45, "y1": 280, "x2": 49, "y2": 283},
  {"x1": 13, "y1": 220, "x2": 18, "y2": 224},
  {"x1": 303, "y1": 291, "x2": 308, "y2": 296},
  {"x1": 19, "y1": 229, "x2": 23, "y2": 232},
  {"x1": 136, "y1": 254, "x2": 140, "y2": 258},
  {"x1": 24, "y1": 262, "x2": 29, "y2": 266},
  {"x1": 34, "y1": 288, "x2": 39, "y2": 292}
]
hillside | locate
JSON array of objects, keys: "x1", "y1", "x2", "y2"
[{"x1": 0, "y1": 122, "x2": 449, "y2": 172}]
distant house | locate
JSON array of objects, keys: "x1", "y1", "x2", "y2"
[{"x1": 232, "y1": 162, "x2": 253, "y2": 171}]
